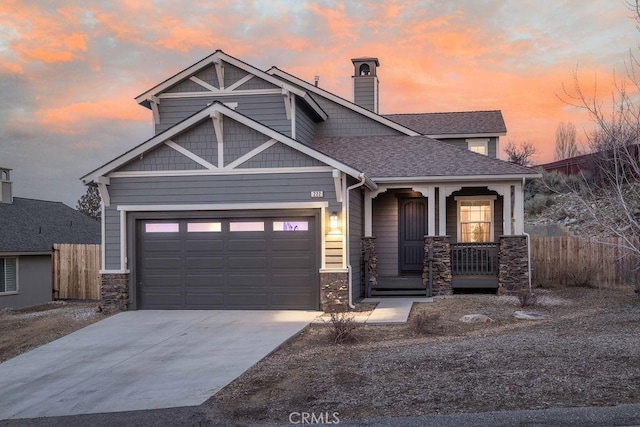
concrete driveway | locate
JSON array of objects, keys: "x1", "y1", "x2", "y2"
[{"x1": 0, "y1": 310, "x2": 319, "y2": 420}]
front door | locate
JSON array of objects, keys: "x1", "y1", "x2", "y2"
[{"x1": 399, "y1": 198, "x2": 428, "y2": 275}]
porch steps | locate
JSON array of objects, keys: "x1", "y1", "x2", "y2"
[{"x1": 370, "y1": 276, "x2": 429, "y2": 297}]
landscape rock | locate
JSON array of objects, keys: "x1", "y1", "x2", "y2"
[
  {"x1": 460, "y1": 314, "x2": 494, "y2": 323},
  {"x1": 514, "y1": 310, "x2": 547, "y2": 320}
]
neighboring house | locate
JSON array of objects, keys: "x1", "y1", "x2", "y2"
[
  {"x1": 0, "y1": 167, "x2": 101, "y2": 309},
  {"x1": 81, "y1": 51, "x2": 540, "y2": 312}
]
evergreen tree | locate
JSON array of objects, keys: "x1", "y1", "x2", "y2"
[{"x1": 77, "y1": 186, "x2": 101, "y2": 221}]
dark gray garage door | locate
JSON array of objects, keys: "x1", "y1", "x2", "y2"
[{"x1": 138, "y1": 215, "x2": 318, "y2": 309}]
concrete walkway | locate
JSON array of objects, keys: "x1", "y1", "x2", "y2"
[
  {"x1": 359, "y1": 297, "x2": 433, "y2": 323},
  {"x1": 0, "y1": 310, "x2": 318, "y2": 420}
]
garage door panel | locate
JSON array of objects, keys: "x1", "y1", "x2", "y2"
[
  {"x1": 185, "y1": 240, "x2": 224, "y2": 252},
  {"x1": 227, "y1": 239, "x2": 267, "y2": 251},
  {"x1": 138, "y1": 215, "x2": 318, "y2": 310},
  {"x1": 185, "y1": 257, "x2": 224, "y2": 269},
  {"x1": 228, "y1": 256, "x2": 267, "y2": 269}
]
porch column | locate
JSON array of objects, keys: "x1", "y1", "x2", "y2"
[
  {"x1": 514, "y1": 181, "x2": 524, "y2": 234},
  {"x1": 438, "y1": 186, "x2": 447, "y2": 236},
  {"x1": 423, "y1": 236, "x2": 452, "y2": 296},
  {"x1": 427, "y1": 186, "x2": 436, "y2": 236},
  {"x1": 364, "y1": 189, "x2": 373, "y2": 236},
  {"x1": 503, "y1": 185, "x2": 512, "y2": 235}
]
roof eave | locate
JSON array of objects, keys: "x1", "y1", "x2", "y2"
[
  {"x1": 372, "y1": 173, "x2": 542, "y2": 183},
  {"x1": 428, "y1": 132, "x2": 507, "y2": 139}
]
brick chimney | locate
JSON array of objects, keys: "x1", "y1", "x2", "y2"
[{"x1": 351, "y1": 57, "x2": 380, "y2": 113}]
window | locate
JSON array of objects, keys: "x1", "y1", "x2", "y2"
[
  {"x1": 187, "y1": 222, "x2": 221, "y2": 233},
  {"x1": 457, "y1": 198, "x2": 495, "y2": 242},
  {"x1": 273, "y1": 221, "x2": 309, "y2": 231},
  {"x1": 0, "y1": 257, "x2": 17, "y2": 293},
  {"x1": 467, "y1": 138, "x2": 489, "y2": 156},
  {"x1": 229, "y1": 221, "x2": 264, "y2": 232},
  {"x1": 145, "y1": 223, "x2": 179, "y2": 233}
]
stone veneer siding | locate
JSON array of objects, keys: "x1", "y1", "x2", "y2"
[
  {"x1": 362, "y1": 237, "x2": 377, "y2": 294},
  {"x1": 498, "y1": 235, "x2": 529, "y2": 291},
  {"x1": 101, "y1": 273, "x2": 129, "y2": 312},
  {"x1": 423, "y1": 236, "x2": 452, "y2": 296},
  {"x1": 320, "y1": 272, "x2": 349, "y2": 312}
]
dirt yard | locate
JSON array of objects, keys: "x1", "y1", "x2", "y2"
[
  {"x1": 0, "y1": 301, "x2": 108, "y2": 363},
  {"x1": 208, "y1": 285, "x2": 640, "y2": 425}
]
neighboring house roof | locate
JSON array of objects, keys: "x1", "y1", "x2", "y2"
[
  {"x1": 383, "y1": 111, "x2": 507, "y2": 137},
  {"x1": 313, "y1": 135, "x2": 537, "y2": 180},
  {"x1": 0, "y1": 198, "x2": 100, "y2": 253}
]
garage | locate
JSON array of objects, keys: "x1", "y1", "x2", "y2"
[{"x1": 136, "y1": 213, "x2": 319, "y2": 310}]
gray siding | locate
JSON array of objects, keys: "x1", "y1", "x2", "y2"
[
  {"x1": 156, "y1": 94, "x2": 290, "y2": 137},
  {"x1": 314, "y1": 95, "x2": 402, "y2": 138},
  {"x1": 349, "y1": 185, "x2": 363, "y2": 301},
  {"x1": 295, "y1": 102, "x2": 317, "y2": 146},
  {"x1": 441, "y1": 137, "x2": 498, "y2": 158},
  {"x1": 353, "y1": 76, "x2": 377, "y2": 112},
  {"x1": 0, "y1": 255, "x2": 51, "y2": 309},
  {"x1": 446, "y1": 188, "x2": 504, "y2": 242},
  {"x1": 239, "y1": 143, "x2": 324, "y2": 168},
  {"x1": 372, "y1": 191, "x2": 399, "y2": 277},
  {"x1": 104, "y1": 172, "x2": 341, "y2": 270},
  {"x1": 119, "y1": 143, "x2": 205, "y2": 172}
]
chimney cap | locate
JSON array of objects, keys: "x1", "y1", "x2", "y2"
[{"x1": 351, "y1": 57, "x2": 380, "y2": 66}]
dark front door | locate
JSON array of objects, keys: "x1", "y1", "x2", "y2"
[{"x1": 399, "y1": 198, "x2": 428, "y2": 275}]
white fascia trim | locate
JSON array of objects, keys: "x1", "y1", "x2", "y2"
[
  {"x1": 108, "y1": 167, "x2": 334, "y2": 179},
  {"x1": 158, "y1": 89, "x2": 282, "y2": 98},
  {"x1": 428, "y1": 132, "x2": 506, "y2": 139},
  {"x1": 319, "y1": 268, "x2": 349, "y2": 273},
  {"x1": 224, "y1": 139, "x2": 277, "y2": 170},
  {"x1": 99, "y1": 269, "x2": 131, "y2": 274},
  {"x1": 372, "y1": 174, "x2": 542, "y2": 183},
  {"x1": 267, "y1": 67, "x2": 419, "y2": 136},
  {"x1": 117, "y1": 201, "x2": 329, "y2": 212},
  {"x1": 226, "y1": 74, "x2": 254, "y2": 91},
  {"x1": 189, "y1": 76, "x2": 219, "y2": 92},
  {"x1": 120, "y1": 210, "x2": 126, "y2": 271},
  {"x1": 101, "y1": 202, "x2": 106, "y2": 270},
  {"x1": 164, "y1": 140, "x2": 217, "y2": 170}
]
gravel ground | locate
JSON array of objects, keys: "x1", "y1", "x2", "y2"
[{"x1": 208, "y1": 285, "x2": 640, "y2": 425}]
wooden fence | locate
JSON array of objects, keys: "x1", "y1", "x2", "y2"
[
  {"x1": 53, "y1": 243, "x2": 101, "y2": 300},
  {"x1": 530, "y1": 236, "x2": 639, "y2": 286}
]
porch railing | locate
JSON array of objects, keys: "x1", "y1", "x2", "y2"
[{"x1": 451, "y1": 242, "x2": 499, "y2": 276}]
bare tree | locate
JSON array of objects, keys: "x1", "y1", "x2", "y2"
[
  {"x1": 554, "y1": 121, "x2": 580, "y2": 160},
  {"x1": 559, "y1": 0, "x2": 640, "y2": 291},
  {"x1": 504, "y1": 140, "x2": 539, "y2": 166}
]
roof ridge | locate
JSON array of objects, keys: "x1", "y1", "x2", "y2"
[{"x1": 384, "y1": 110, "x2": 501, "y2": 116}]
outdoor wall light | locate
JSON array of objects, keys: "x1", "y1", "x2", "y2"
[{"x1": 330, "y1": 212, "x2": 340, "y2": 231}]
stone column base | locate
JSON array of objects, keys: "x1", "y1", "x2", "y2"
[
  {"x1": 320, "y1": 271, "x2": 349, "y2": 313},
  {"x1": 498, "y1": 235, "x2": 529, "y2": 292},
  {"x1": 100, "y1": 273, "x2": 129, "y2": 312},
  {"x1": 362, "y1": 237, "x2": 377, "y2": 292},
  {"x1": 423, "y1": 236, "x2": 452, "y2": 296}
]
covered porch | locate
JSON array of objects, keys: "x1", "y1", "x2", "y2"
[{"x1": 361, "y1": 181, "x2": 529, "y2": 297}]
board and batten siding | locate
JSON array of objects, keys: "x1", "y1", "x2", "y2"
[
  {"x1": 349, "y1": 186, "x2": 364, "y2": 301},
  {"x1": 353, "y1": 76, "x2": 377, "y2": 112},
  {"x1": 372, "y1": 190, "x2": 399, "y2": 277},
  {"x1": 103, "y1": 172, "x2": 342, "y2": 271},
  {"x1": 156, "y1": 94, "x2": 291, "y2": 137}
]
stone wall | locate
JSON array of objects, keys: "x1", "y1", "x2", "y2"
[
  {"x1": 362, "y1": 237, "x2": 377, "y2": 294},
  {"x1": 101, "y1": 273, "x2": 129, "y2": 312},
  {"x1": 498, "y1": 235, "x2": 529, "y2": 291},
  {"x1": 423, "y1": 236, "x2": 452, "y2": 296},
  {"x1": 320, "y1": 272, "x2": 349, "y2": 312}
]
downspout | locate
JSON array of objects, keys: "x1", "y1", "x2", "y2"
[
  {"x1": 522, "y1": 178, "x2": 532, "y2": 291},
  {"x1": 346, "y1": 173, "x2": 368, "y2": 309}
]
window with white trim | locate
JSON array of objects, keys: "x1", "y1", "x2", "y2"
[
  {"x1": 0, "y1": 257, "x2": 17, "y2": 293},
  {"x1": 467, "y1": 138, "x2": 489, "y2": 156},
  {"x1": 456, "y1": 196, "x2": 495, "y2": 242}
]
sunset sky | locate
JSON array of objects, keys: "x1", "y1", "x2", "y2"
[{"x1": 1, "y1": 0, "x2": 638, "y2": 206}]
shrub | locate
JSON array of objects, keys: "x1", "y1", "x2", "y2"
[
  {"x1": 525, "y1": 193, "x2": 555, "y2": 215},
  {"x1": 328, "y1": 312, "x2": 359, "y2": 344},
  {"x1": 517, "y1": 289, "x2": 537, "y2": 307},
  {"x1": 411, "y1": 312, "x2": 443, "y2": 335}
]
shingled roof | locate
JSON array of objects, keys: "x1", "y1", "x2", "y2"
[
  {"x1": 0, "y1": 198, "x2": 100, "y2": 252},
  {"x1": 383, "y1": 110, "x2": 507, "y2": 136},
  {"x1": 313, "y1": 135, "x2": 537, "y2": 179}
]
